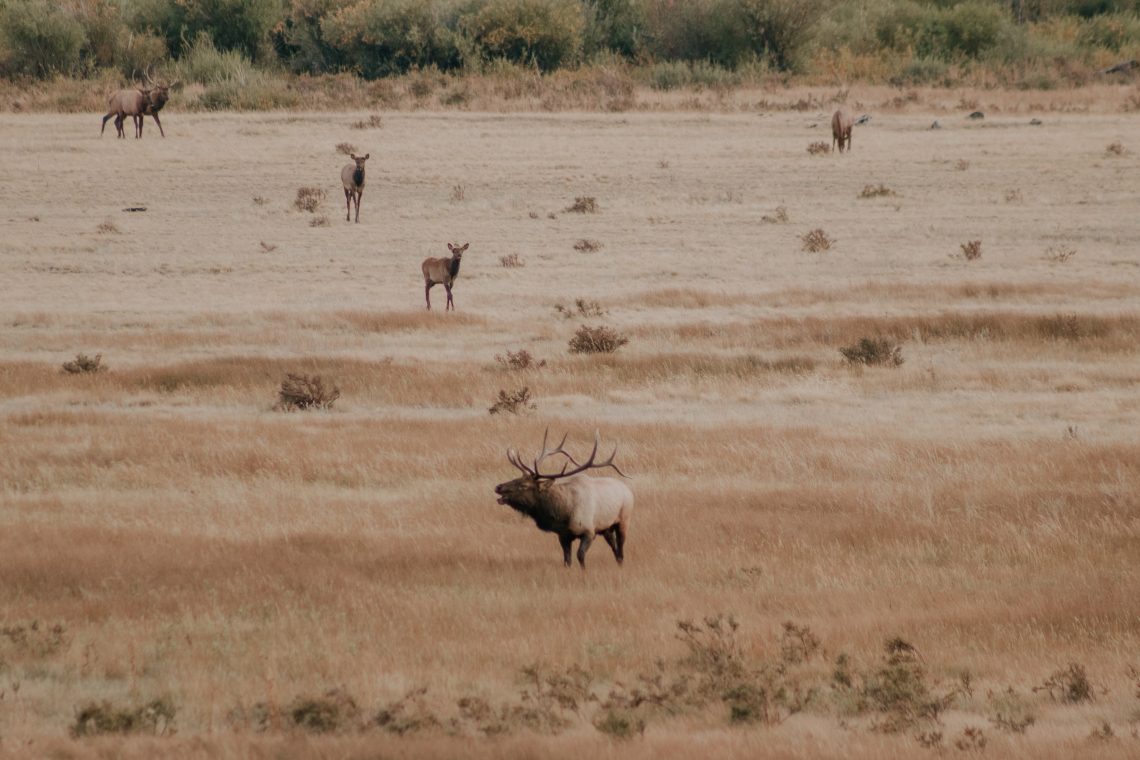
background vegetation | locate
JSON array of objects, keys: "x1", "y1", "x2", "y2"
[{"x1": 0, "y1": 0, "x2": 1137, "y2": 108}]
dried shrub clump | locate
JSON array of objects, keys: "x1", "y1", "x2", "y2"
[
  {"x1": 1045, "y1": 245, "x2": 1076, "y2": 263},
  {"x1": 555, "y1": 298, "x2": 606, "y2": 318},
  {"x1": 859, "y1": 184, "x2": 895, "y2": 198},
  {"x1": 1106, "y1": 141, "x2": 1125, "y2": 156},
  {"x1": 276, "y1": 373, "x2": 340, "y2": 411},
  {"x1": 309, "y1": 215, "x2": 331, "y2": 227},
  {"x1": 807, "y1": 141, "x2": 830, "y2": 155},
  {"x1": 1034, "y1": 663, "x2": 1094, "y2": 704},
  {"x1": 294, "y1": 186, "x2": 326, "y2": 213},
  {"x1": 959, "y1": 240, "x2": 982, "y2": 260},
  {"x1": 495, "y1": 349, "x2": 545, "y2": 370},
  {"x1": 351, "y1": 114, "x2": 383, "y2": 129},
  {"x1": 62, "y1": 353, "x2": 105, "y2": 374},
  {"x1": 289, "y1": 689, "x2": 360, "y2": 734},
  {"x1": 450, "y1": 184, "x2": 466, "y2": 203},
  {"x1": 335, "y1": 142, "x2": 357, "y2": 155},
  {"x1": 988, "y1": 687, "x2": 1036, "y2": 733},
  {"x1": 72, "y1": 697, "x2": 176, "y2": 737},
  {"x1": 840, "y1": 337, "x2": 904, "y2": 367},
  {"x1": 96, "y1": 219, "x2": 120, "y2": 234},
  {"x1": 569, "y1": 325, "x2": 628, "y2": 354},
  {"x1": 499, "y1": 253, "x2": 524, "y2": 268},
  {"x1": 761, "y1": 205, "x2": 789, "y2": 224},
  {"x1": 489, "y1": 387, "x2": 536, "y2": 415},
  {"x1": 565, "y1": 196, "x2": 598, "y2": 213},
  {"x1": 375, "y1": 687, "x2": 441, "y2": 735},
  {"x1": 800, "y1": 228, "x2": 834, "y2": 252},
  {"x1": 574, "y1": 238, "x2": 602, "y2": 252}
]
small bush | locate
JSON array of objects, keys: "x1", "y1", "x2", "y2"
[
  {"x1": 807, "y1": 141, "x2": 830, "y2": 155},
  {"x1": 62, "y1": 353, "x2": 105, "y2": 374},
  {"x1": 96, "y1": 219, "x2": 120, "y2": 234},
  {"x1": 351, "y1": 114, "x2": 384, "y2": 129},
  {"x1": 955, "y1": 727, "x2": 988, "y2": 751},
  {"x1": 336, "y1": 142, "x2": 357, "y2": 155},
  {"x1": 780, "y1": 622, "x2": 821, "y2": 665},
  {"x1": 593, "y1": 707, "x2": 645, "y2": 739},
  {"x1": 989, "y1": 687, "x2": 1036, "y2": 733},
  {"x1": 800, "y1": 228, "x2": 834, "y2": 252},
  {"x1": 574, "y1": 238, "x2": 602, "y2": 252},
  {"x1": 565, "y1": 196, "x2": 598, "y2": 213},
  {"x1": 956, "y1": 159, "x2": 970, "y2": 171},
  {"x1": 1044, "y1": 245, "x2": 1076, "y2": 263},
  {"x1": 1004, "y1": 188, "x2": 1023, "y2": 203},
  {"x1": 761, "y1": 205, "x2": 789, "y2": 224},
  {"x1": 309, "y1": 215, "x2": 331, "y2": 227},
  {"x1": 289, "y1": 689, "x2": 360, "y2": 734},
  {"x1": 1106, "y1": 141, "x2": 1125, "y2": 156},
  {"x1": 252, "y1": 196, "x2": 269, "y2": 206},
  {"x1": 295, "y1": 186, "x2": 326, "y2": 213},
  {"x1": 276, "y1": 373, "x2": 340, "y2": 411},
  {"x1": 859, "y1": 184, "x2": 895, "y2": 198},
  {"x1": 500, "y1": 253, "x2": 524, "y2": 268},
  {"x1": 960, "y1": 239, "x2": 982, "y2": 260},
  {"x1": 72, "y1": 697, "x2": 176, "y2": 737},
  {"x1": 0, "y1": 0, "x2": 87, "y2": 78},
  {"x1": 450, "y1": 184, "x2": 466, "y2": 203},
  {"x1": 1035, "y1": 663, "x2": 1094, "y2": 704},
  {"x1": 459, "y1": 0, "x2": 585, "y2": 72},
  {"x1": 495, "y1": 349, "x2": 545, "y2": 370},
  {"x1": 555, "y1": 298, "x2": 606, "y2": 318},
  {"x1": 569, "y1": 325, "x2": 628, "y2": 354},
  {"x1": 374, "y1": 687, "x2": 441, "y2": 735},
  {"x1": 840, "y1": 337, "x2": 904, "y2": 367},
  {"x1": 489, "y1": 387, "x2": 536, "y2": 415}
]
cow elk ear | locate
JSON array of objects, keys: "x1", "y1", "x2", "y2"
[
  {"x1": 460, "y1": 243, "x2": 470, "y2": 252},
  {"x1": 363, "y1": 153, "x2": 370, "y2": 160},
  {"x1": 448, "y1": 243, "x2": 456, "y2": 252}
]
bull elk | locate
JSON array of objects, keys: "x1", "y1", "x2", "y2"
[
  {"x1": 100, "y1": 69, "x2": 176, "y2": 139},
  {"x1": 495, "y1": 430, "x2": 633, "y2": 569},
  {"x1": 831, "y1": 107, "x2": 855, "y2": 154},
  {"x1": 422, "y1": 242, "x2": 467, "y2": 311},
  {"x1": 340, "y1": 153, "x2": 369, "y2": 222}
]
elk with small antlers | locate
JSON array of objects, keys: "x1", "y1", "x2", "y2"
[
  {"x1": 422, "y1": 242, "x2": 467, "y2": 311},
  {"x1": 495, "y1": 429, "x2": 633, "y2": 569}
]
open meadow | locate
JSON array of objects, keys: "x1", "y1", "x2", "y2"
[{"x1": 1, "y1": 90, "x2": 1139, "y2": 757}]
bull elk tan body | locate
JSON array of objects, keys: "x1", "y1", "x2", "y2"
[
  {"x1": 422, "y1": 242, "x2": 467, "y2": 311},
  {"x1": 101, "y1": 71, "x2": 175, "y2": 139},
  {"x1": 495, "y1": 430, "x2": 633, "y2": 569},
  {"x1": 832, "y1": 107, "x2": 855, "y2": 153},
  {"x1": 340, "y1": 153, "x2": 369, "y2": 222}
]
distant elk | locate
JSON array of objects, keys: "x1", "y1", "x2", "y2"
[
  {"x1": 100, "y1": 69, "x2": 176, "y2": 139},
  {"x1": 832, "y1": 107, "x2": 855, "y2": 153},
  {"x1": 495, "y1": 430, "x2": 633, "y2": 569},
  {"x1": 422, "y1": 242, "x2": 467, "y2": 311},
  {"x1": 340, "y1": 153, "x2": 369, "y2": 222}
]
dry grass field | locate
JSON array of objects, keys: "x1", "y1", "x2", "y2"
[{"x1": 1, "y1": 89, "x2": 1139, "y2": 757}]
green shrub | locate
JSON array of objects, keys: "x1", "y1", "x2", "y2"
[
  {"x1": 321, "y1": 0, "x2": 461, "y2": 79},
  {"x1": 0, "y1": 0, "x2": 88, "y2": 78},
  {"x1": 737, "y1": 0, "x2": 831, "y2": 71},
  {"x1": 113, "y1": 30, "x2": 170, "y2": 78},
  {"x1": 583, "y1": 0, "x2": 645, "y2": 58},
  {"x1": 641, "y1": 0, "x2": 750, "y2": 67},
  {"x1": 459, "y1": 0, "x2": 586, "y2": 71},
  {"x1": 1077, "y1": 13, "x2": 1140, "y2": 49}
]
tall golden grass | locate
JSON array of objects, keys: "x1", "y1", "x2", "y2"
[{"x1": 1, "y1": 106, "x2": 1138, "y2": 756}]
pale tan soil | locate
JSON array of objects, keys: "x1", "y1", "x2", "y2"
[{"x1": 0, "y1": 106, "x2": 1138, "y2": 757}]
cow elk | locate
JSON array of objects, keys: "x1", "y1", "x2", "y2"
[
  {"x1": 832, "y1": 107, "x2": 855, "y2": 154},
  {"x1": 100, "y1": 69, "x2": 176, "y2": 139},
  {"x1": 341, "y1": 153, "x2": 369, "y2": 222},
  {"x1": 422, "y1": 242, "x2": 467, "y2": 311},
  {"x1": 495, "y1": 430, "x2": 633, "y2": 569}
]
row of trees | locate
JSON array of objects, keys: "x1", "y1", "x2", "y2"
[{"x1": 0, "y1": 0, "x2": 1137, "y2": 80}]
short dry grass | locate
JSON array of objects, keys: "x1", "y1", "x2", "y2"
[{"x1": 1, "y1": 105, "x2": 1138, "y2": 758}]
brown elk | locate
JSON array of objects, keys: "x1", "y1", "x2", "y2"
[
  {"x1": 495, "y1": 430, "x2": 633, "y2": 569},
  {"x1": 100, "y1": 70, "x2": 175, "y2": 139},
  {"x1": 422, "y1": 242, "x2": 467, "y2": 311},
  {"x1": 340, "y1": 153, "x2": 369, "y2": 222},
  {"x1": 832, "y1": 107, "x2": 855, "y2": 153}
]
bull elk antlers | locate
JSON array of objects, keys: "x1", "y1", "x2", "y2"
[{"x1": 507, "y1": 428, "x2": 628, "y2": 480}]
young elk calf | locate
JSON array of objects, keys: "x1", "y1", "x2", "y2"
[
  {"x1": 422, "y1": 242, "x2": 467, "y2": 311},
  {"x1": 340, "y1": 153, "x2": 369, "y2": 222}
]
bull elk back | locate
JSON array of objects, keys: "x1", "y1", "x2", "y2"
[
  {"x1": 340, "y1": 153, "x2": 369, "y2": 222},
  {"x1": 494, "y1": 430, "x2": 633, "y2": 569},
  {"x1": 422, "y1": 242, "x2": 467, "y2": 311}
]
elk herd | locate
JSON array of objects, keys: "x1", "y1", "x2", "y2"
[{"x1": 94, "y1": 74, "x2": 870, "y2": 570}]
